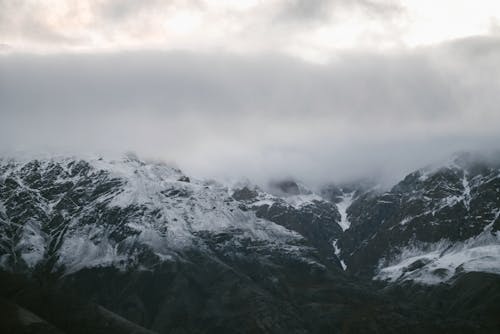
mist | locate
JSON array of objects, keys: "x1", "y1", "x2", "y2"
[{"x1": 1, "y1": 36, "x2": 500, "y2": 186}]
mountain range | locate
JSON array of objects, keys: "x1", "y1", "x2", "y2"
[{"x1": 0, "y1": 152, "x2": 499, "y2": 333}]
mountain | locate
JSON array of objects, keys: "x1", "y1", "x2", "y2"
[
  {"x1": 231, "y1": 180, "x2": 343, "y2": 269},
  {"x1": 0, "y1": 154, "x2": 347, "y2": 333},
  {"x1": 0, "y1": 154, "x2": 324, "y2": 274},
  {"x1": 0, "y1": 152, "x2": 499, "y2": 333},
  {"x1": 335, "y1": 152, "x2": 500, "y2": 283}
]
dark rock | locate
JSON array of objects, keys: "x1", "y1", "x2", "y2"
[
  {"x1": 405, "y1": 259, "x2": 431, "y2": 272},
  {"x1": 177, "y1": 176, "x2": 190, "y2": 183},
  {"x1": 232, "y1": 187, "x2": 258, "y2": 201}
]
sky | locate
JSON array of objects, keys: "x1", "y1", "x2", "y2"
[{"x1": 1, "y1": 0, "x2": 500, "y2": 186}]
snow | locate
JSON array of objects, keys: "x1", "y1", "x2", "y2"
[
  {"x1": 336, "y1": 192, "x2": 354, "y2": 231},
  {"x1": 374, "y1": 162, "x2": 500, "y2": 285},
  {"x1": 282, "y1": 193, "x2": 323, "y2": 209},
  {"x1": 228, "y1": 182, "x2": 327, "y2": 211},
  {"x1": 432, "y1": 177, "x2": 474, "y2": 212},
  {"x1": 0, "y1": 155, "x2": 314, "y2": 273},
  {"x1": 57, "y1": 235, "x2": 128, "y2": 274},
  {"x1": 87, "y1": 157, "x2": 303, "y2": 247},
  {"x1": 251, "y1": 198, "x2": 276, "y2": 207},
  {"x1": 332, "y1": 240, "x2": 347, "y2": 270},
  {"x1": 375, "y1": 227, "x2": 500, "y2": 285},
  {"x1": 462, "y1": 171, "x2": 471, "y2": 210},
  {"x1": 418, "y1": 170, "x2": 429, "y2": 182},
  {"x1": 17, "y1": 220, "x2": 46, "y2": 268},
  {"x1": 399, "y1": 217, "x2": 412, "y2": 226}
]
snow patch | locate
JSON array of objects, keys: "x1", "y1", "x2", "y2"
[
  {"x1": 399, "y1": 217, "x2": 412, "y2": 226},
  {"x1": 336, "y1": 192, "x2": 354, "y2": 231},
  {"x1": 332, "y1": 240, "x2": 347, "y2": 270},
  {"x1": 282, "y1": 194, "x2": 323, "y2": 209},
  {"x1": 17, "y1": 220, "x2": 46, "y2": 268},
  {"x1": 375, "y1": 227, "x2": 500, "y2": 285},
  {"x1": 462, "y1": 171, "x2": 471, "y2": 210}
]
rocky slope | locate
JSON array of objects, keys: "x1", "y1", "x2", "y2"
[{"x1": 335, "y1": 152, "x2": 500, "y2": 283}]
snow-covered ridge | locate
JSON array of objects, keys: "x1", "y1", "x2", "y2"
[
  {"x1": 385, "y1": 160, "x2": 500, "y2": 284},
  {"x1": 333, "y1": 152, "x2": 500, "y2": 284},
  {"x1": 228, "y1": 178, "x2": 330, "y2": 210},
  {"x1": 245, "y1": 191, "x2": 326, "y2": 210},
  {"x1": 0, "y1": 155, "x2": 316, "y2": 274}
]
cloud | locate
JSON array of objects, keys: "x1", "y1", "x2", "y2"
[
  {"x1": 3, "y1": 0, "x2": 499, "y2": 62},
  {"x1": 273, "y1": 0, "x2": 335, "y2": 23},
  {"x1": 274, "y1": 0, "x2": 402, "y2": 23},
  {"x1": 1, "y1": 35, "x2": 500, "y2": 186}
]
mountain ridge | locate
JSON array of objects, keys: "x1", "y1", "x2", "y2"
[{"x1": 0, "y1": 152, "x2": 499, "y2": 333}]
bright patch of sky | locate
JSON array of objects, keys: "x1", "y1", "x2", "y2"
[{"x1": 2, "y1": 0, "x2": 500, "y2": 62}]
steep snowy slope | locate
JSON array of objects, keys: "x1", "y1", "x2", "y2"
[
  {"x1": 336, "y1": 152, "x2": 500, "y2": 284},
  {"x1": 0, "y1": 154, "x2": 326, "y2": 274},
  {"x1": 230, "y1": 180, "x2": 344, "y2": 269}
]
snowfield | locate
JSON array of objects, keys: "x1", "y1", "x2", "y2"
[{"x1": 376, "y1": 223, "x2": 500, "y2": 284}]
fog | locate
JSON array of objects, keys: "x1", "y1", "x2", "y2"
[{"x1": 1, "y1": 35, "x2": 500, "y2": 186}]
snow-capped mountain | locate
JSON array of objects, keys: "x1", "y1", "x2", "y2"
[
  {"x1": 335, "y1": 152, "x2": 500, "y2": 284},
  {"x1": 1, "y1": 152, "x2": 499, "y2": 283},
  {"x1": 0, "y1": 154, "x2": 333, "y2": 275},
  {"x1": 1, "y1": 152, "x2": 499, "y2": 333}
]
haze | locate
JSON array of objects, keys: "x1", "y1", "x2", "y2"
[{"x1": 1, "y1": 0, "x2": 500, "y2": 186}]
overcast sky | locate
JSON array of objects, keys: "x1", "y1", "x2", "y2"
[{"x1": 1, "y1": 0, "x2": 500, "y2": 186}]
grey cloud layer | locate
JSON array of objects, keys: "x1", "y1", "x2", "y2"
[
  {"x1": 1, "y1": 36, "x2": 500, "y2": 185},
  {"x1": 276, "y1": 0, "x2": 402, "y2": 22}
]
